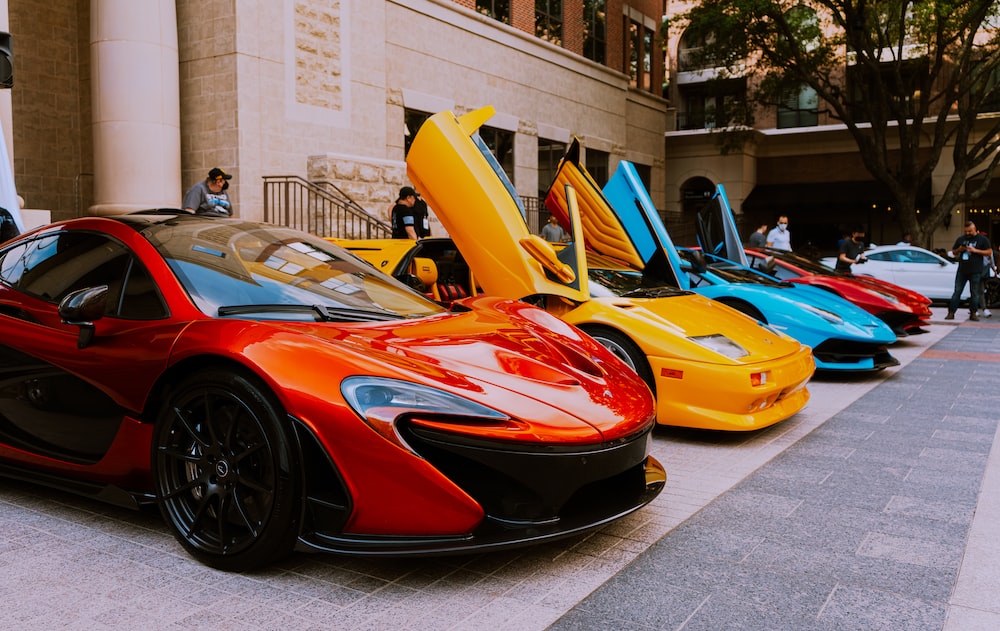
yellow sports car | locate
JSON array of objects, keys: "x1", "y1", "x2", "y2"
[{"x1": 337, "y1": 107, "x2": 815, "y2": 431}]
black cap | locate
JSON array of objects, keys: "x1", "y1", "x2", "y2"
[
  {"x1": 398, "y1": 186, "x2": 417, "y2": 200},
  {"x1": 208, "y1": 167, "x2": 232, "y2": 181}
]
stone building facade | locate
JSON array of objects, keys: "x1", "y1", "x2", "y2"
[{"x1": 1, "y1": 0, "x2": 671, "y2": 237}]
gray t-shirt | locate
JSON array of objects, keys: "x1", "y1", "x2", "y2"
[{"x1": 183, "y1": 180, "x2": 232, "y2": 217}]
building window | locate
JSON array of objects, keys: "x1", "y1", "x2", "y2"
[
  {"x1": 678, "y1": 28, "x2": 718, "y2": 72},
  {"x1": 642, "y1": 29, "x2": 653, "y2": 92},
  {"x1": 848, "y1": 59, "x2": 926, "y2": 122},
  {"x1": 777, "y1": 84, "x2": 819, "y2": 128},
  {"x1": 625, "y1": 19, "x2": 655, "y2": 93},
  {"x1": 476, "y1": 0, "x2": 511, "y2": 25},
  {"x1": 632, "y1": 162, "x2": 652, "y2": 195},
  {"x1": 976, "y1": 61, "x2": 1000, "y2": 114},
  {"x1": 627, "y1": 20, "x2": 639, "y2": 87},
  {"x1": 536, "y1": 0, "x2": 562, "y2": 46},
  {"x1": 583, "y1": 1, "x2": 606, "y2": 64},
  {"x1": 404, "y1": 109, "x2": 431, "y2": 157},
  {"x1": 678, "y1": 79, "x2": 747, "y2": 130},
  {"x1": 538, "y1": 138, "x2": 566, "y2": 197},
  {"x1": 586, "y1": 149, "x2": 609, "y2": 187},
  {"x1": 479, "y1": 125, "x2": 516, "y2": 184}
]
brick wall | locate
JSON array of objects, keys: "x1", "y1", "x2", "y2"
[
  {"x1": 8, "y1": 0, "x2": 88, "y2": 220},
  {"x1": 177, "y1": 0, "x2": 240, "y2": 210}
]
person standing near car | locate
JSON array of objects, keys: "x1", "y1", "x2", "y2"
[
  {"x1": 980, "y1": 231, "x2": 996, "y2": 317},
  {"x1": 747, "y1": 223, "x2": 768, "y2": 248},
  {"x1": 945, "y1": 220, "x2": 992, "y2": 321},
  {"x1": 766, "y1": 216, "x2": 791, "y2": 251},
  {"x1": 540, "y1": 215, "x2": 567, "y2": 242},
  {"x1": 391, "y1": 186, "x2": 429, "y2": 240},
  {"x1": 835, "y1": 226, "x2": 868, "y2": 273},
  {"x1": 184, "y1": 167, "x2": 233, "y2": 216}
]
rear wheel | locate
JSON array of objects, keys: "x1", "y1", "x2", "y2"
[
  {"x1": 583, "y1": 327, "x2": 655, "y2": 396},
  {"x1": 151, "y1": 369, "x2": 301, "y2": 571},
  {"x1": 984, "y1": 277, "x2": 1000, "y2": 308}
]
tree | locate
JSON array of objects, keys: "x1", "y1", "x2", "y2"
[{"x1": 678, "y1": 0, "x2": 1000, "y2": 247}]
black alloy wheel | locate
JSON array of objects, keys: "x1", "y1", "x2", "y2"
[{"x1": 151, "y1": 369, "x2": 301, "y2": 571}]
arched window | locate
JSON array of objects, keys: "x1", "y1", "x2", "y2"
[{"x1": 678, "y1": 29, "x2": 717, "y2": 72}]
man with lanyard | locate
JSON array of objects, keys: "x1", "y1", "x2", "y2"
[
  {"x1": 835, "y1": 226, "x2": 868, "y2": 273},
  {"x1": 945, "y1": 220, "x2": 992, "y2": 321},
  {"x1": 184, "y1": 167, "x2": 233, "y2": 216}
]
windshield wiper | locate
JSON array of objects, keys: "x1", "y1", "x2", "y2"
[{"x1": 218, "y1": 304, "x2": 400, "y2": 322}]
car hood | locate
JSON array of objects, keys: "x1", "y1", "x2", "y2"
[
  {"x1": 844, "y1": 273, "x2": 933, "y2": 306},
  {"x1": 405, "y1": 107, "x2": 589, "y2": 304},
  {"x1": 692, "y1": 267, "x2": 898, "y2": 343},
  {"x1": 259, "y1": 295, "x2": 654, "y2": 442},
  {"x1": 589, "y1": 290, "x2": 806, "y2": 363}
]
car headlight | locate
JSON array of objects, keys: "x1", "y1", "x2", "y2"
[
  {"x1": 342, "y1": 376, "x2": 512, "y2": 450},
  {"x1": 862, "y1": 287, "x2": 900, "y2": 304},
  {"x1": 795, "y1": 301, "x2": 843, "y2": 324},
  {"x1": 688, "y1": 334, "x2": 749, "y2": 359}
]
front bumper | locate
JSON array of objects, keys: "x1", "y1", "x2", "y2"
[
  {"x1": 297, "y1": 424, "x2": 665, "y2": 556},
  {"x1": 647, "y1": 344, "x2": 814, "y2": 431}
]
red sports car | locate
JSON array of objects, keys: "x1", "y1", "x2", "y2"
[
  {"x1": 0, "y1": 212, "x2": 664, "y2": 570},
  {"x1": 745, "y1": 247, "x2": 932, "y2": 336}
]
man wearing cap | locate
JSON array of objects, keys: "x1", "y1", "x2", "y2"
[
  {"x1": 184, "y1": 167, "x2": 234, "y2": 217},
  {"x1": 391, "y1": 186, "x2": 427, "y2": 240}
]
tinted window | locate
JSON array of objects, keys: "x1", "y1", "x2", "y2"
[
  {"x1": 140, "y1": 219, "x2": 444, "y2": 320},
  {"x1": 0, "y1": 231, "x2": 167, "y2": 320},
  {"x1": 116, "y1": 258, "x2": 168, "y2": 319},
  {"x1": 0, "y1": 232, "x2": 128, "y2": 304},
  {"x1": 770, "y1": 264, "x2": 798, "y2": 281},
  {"x1": 900, "y1": 249, "x2": 941, "y2": 264}
]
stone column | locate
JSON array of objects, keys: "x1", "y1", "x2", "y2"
[{"x1": 89, "y1": 0, "x2": 180, "y2": 215}]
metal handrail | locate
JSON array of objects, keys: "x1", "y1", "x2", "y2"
[{"x1": 263, "y1": 175, "x2": 391, "y2": 238}]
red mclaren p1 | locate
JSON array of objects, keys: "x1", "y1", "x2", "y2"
[
  {"x1": 0, "y1": 212, "x2": 664, "y2": 570},
  {"x1": 745, "y1": 247, "x2": 932, "y2": 336}
]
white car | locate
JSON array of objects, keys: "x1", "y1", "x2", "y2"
[{"x1": 820, "y1": 244, "x2": 973, "y2": 302}]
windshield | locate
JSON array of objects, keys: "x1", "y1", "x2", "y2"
[
  {"x1": 587, "y1": 254, "x2": 688, "y2": 298},
  {"x1": 141, "y1": 218, "x2": 445, "y2": 320},
  {"x1": 760, "y1": 248, "x2": 839, "y2": 276},
  {"x1": 708, "y1": 263, "x2": 785, "y2": 286}
]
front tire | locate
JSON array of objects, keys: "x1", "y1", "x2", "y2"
[
  {"x1": 582, "y1": 327, "x2": 655, "y2": 396},
  {"x1": 151, "y1": 369, "x2": 301, "y2": 571}
]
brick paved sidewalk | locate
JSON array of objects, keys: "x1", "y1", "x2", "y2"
[
  {"x1": 2, "y1": 313, "x2": 992, "y2": 630},
  {"x1": 552, "y1": 315, "x2": 1000, "y2": 630}
]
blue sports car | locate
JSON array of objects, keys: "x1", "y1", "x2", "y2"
[{"x1": 545, "y1": 142, "x2": 899, "y2": 372}]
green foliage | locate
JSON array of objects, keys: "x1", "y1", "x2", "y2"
[{"x1": 676, "y1": 1, "x2": 1000, "y2": 240}]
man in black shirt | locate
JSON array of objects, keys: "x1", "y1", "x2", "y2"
[
  {"x1": 391, "y1": 186, "x2": 419, "y2": 239},
  {"x1": 946, "y1": 220, "x2": 992, "y2": 321},
  {"x1": 835, "y1": 226, "x2": 867, "y2": 273}
]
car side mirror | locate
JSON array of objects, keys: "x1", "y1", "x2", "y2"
[
  {"x1": 519, "y1": 234, "x2": 575, "y2": 283},
  {"x1": 58, "y1": 285, "x2": 108, "y2": 349}
]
